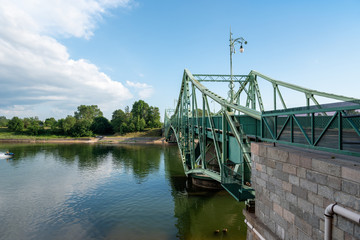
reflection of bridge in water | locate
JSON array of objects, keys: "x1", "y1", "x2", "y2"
[{"x1": 164, "y1": 69, "x2": 360, "y2": 202}]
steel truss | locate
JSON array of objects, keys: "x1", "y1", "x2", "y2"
[{"x1": 164, "y1": 69, "x2": 360, "y2": 201}]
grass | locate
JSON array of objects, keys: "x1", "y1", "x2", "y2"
[
  {"x1": 0, "y1": 127, "x2": 71, "y2": 139},
  {"x1": 114, "y1": 128, "x2": 163, "y2": 138}
]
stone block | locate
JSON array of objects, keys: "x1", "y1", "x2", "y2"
[
  {"x1": 289, "y1": 151, "x2": 301, "y2": 166},
  {"x1": 289, "y1": 174, "x2": 299, "y2": 186},
  {"x1": 308, "y1": 191, "x2": 324, "y2": 207},
  {"x1": 266, "y1": 181, "x2": 275, "y2": 193},
  {"x1": 283, "y1": 208, "x2": 295, "y2": 224},
  {"x1": 267, "y1": 166, "x2": 274, "y2": 176},
  {"x1": 285, "y1": 223, "x2": 297, "y2": 240},
  {"x1": 344, "y1": 232, "x2": 358, "y2": 240},
  {"x1": 292, "y1": 185, "x2": 307, "y2": 200},
  {"x1": 282, "y1": 181, "x2": 292, "y2": 192},
  {"x1": 297, "y1": 167, "x2": 306, "y2": 179},
  {"x1": 274, "y1": 169, "x2": 289, "y2": 182},
  {"x1": 312, "y1": 158, "x2": 341, "y2": 177},
  {"x1": 342, "y1": 180, "x2": 358, "y2": 196},
  {"x1": 270, "y1": 192, "x2": 281, "y2": 205},
  {"x1": 270, "y1": 210, "x2": 287, "y2": 229},
  {"x1": 300, "y1": 178, "x2": 318, "y2": 193},
  {"x1": 252, "y1": 154, "x2": 260, "y2": 163},
  {"x1": 275, "y1": 187, "x2": 286, "y2": 200},
  {"x1": 299, "y1": 155, "x2": 312, "y2": 169},
  {"x1": 289, "y1": 203, "x2": 304, "y2": 220},
  {"x1": 334, "y1": 191, "x2": 357, "y2": 209},
  {"x1": 269, "y1": 175, "x2": 282, "y2": 187},
  {"x1": 251, "y1": 142, "x2": 259, "y2": 155},
  {"x1": 297, "y1": 229, "x2": 312, "y2": 240},
  {"x1": 342, "y1": 166, "x2": 360, "y2": 183},
  {"x1": 276, "y1": 162, "x2": 283, "y2": 171},
  {"x1": 267, "y1": 146, "x2": 289, "y2": 162},
  {"x1": 295, "y1": 217, "x2": 313, "y2": 236},
  {"x1": 273, "y1": 202, "x2": 283, "y2": 217},
  {"x1": 266, "y1": 158, "x2": 276, "y2": 168},
  {"x1": 302, "y1": 212, "x2": 319, "y2": 230},
  {"x1": 286, "y1": 192, "x2": 297, "y2": 206},
  {"x1": 306, "y1": 170, "x2": 327, "y2": 185},
  {"x1": 314, "y1": 205, "x2": 325, "y2": 219},
  {"x1": 261, "y1": 172, "x2": 269, "y2": 182},
  {"x1": 354, "y1": 224, "x2": 360, "y2": 240},
  {"x1": 256, "y1": 177, "x2": 266, "y2": 188},
  {"x1": 264, "y1": 218, "x2": 276, "y2": 234},
  {"x1": 259, "y1": 143, "x2": 267, "y2": 157},
  {"x1": 283, "y1": 163, "x2": 297, "y2": 175},
  {"x1": 298, "y1": 197, "x2": 314, "y2": 213},
  {"x1": 328, "y1": 175, "x2": 342, "y2": 191},
  {"x1": 255, "y1": 163, "x2": 264, "y2": 172},
  {"x1": 276, "y1": 224, "x2": 285, "y2": 240},
  {"x1": 312, "y1": 228, "x2": 323, "y2": 240},
  {"x1": 318, "y1": 185, "x2": 334, "y2": 200},
  {"x1": 333, "y1": 225, "x2": 345, "y2": 240},
  {"x1": 337, "y1": 215, "x2": 354, "y2": 235}
]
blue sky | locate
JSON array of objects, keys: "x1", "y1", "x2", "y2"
[{"x1": 0, "y1": 0, "x2": 359, "y2": 120}]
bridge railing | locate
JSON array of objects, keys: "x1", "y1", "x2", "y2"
[{"x1": 261, "y1": 101, "x2": 360, "y2": 157}]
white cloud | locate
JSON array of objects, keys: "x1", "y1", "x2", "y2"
[
  {"x1": 126, "y1": 80, "x2": 154, "y2": 99},
  {"x1": 0, "y1": 0, "x2": 136, "y2": 119}
]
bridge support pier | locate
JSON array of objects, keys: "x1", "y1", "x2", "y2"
[{"x1": 245, "y1": 142, "x2": 360, "y2": 240}]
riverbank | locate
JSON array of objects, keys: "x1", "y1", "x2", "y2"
[
  {"x1": 0, "y1": 136, "x2": 170, "y2": 145},
  {"x1": 0, "y1": 128, "x2": 171, "y2": 145}
]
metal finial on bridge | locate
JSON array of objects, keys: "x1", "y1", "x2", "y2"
[{"x1": 229, "y1": 28, "x2": 247, "y2": 104}]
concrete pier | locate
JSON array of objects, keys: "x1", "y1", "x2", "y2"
[{"x1": 245, "y1": 143, "x2": 360, "y2": 240}]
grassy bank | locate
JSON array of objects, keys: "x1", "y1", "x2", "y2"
[
  {"x1": 0, "y1": 127, "x2": 163, "y2": 140},
  {"x1": 115, "y1": 128, "x2": 162, "y2": 138}
]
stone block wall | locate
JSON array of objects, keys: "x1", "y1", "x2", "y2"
[{"x1": 245, "y1": 143, "x2": 360, "y2": 240}]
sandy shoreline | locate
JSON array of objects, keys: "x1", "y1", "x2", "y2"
[{"x1": 0, "y1": 136, "x2": 171, "y2": 145}]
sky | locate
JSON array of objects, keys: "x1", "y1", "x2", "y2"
[{"x1": 0, "y1": 0, "x2": 359, "y2": 121}]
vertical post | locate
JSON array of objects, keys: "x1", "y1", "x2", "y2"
[
  {"x1": 290, "y1": 115, "x2": 294, "y2": 143},
  {"x1": 252, "y1": 77, "x2": 256, "y2": 110},
  {"x1": 191, "y1": 83, "x2": 195, "y2": 169},
  {"x1": 273, "y1": 84, "x2": 277, "y2": 110},
  {"x1": 202, "y1": 94, "x2": 206, "y2": 169},
  {"x1": 274, "y1": 115, "x2": 278, "y2": 139},
  {"x1": 222, "y1": 110, "x2": 227, "y2": 175},
  {"x1": 338, "y1": 111, "x2": 342, "y2": 150},
  {"x1": 229, "y1": 30, "x2": 234, "y2": 103},
  {"x1": 311, "y1": 112, "x2": 315, "y2": 145}
]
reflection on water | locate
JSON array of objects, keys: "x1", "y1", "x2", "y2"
[{"x1": 0, "y1": 144, "x2": 246, "y2": 240}]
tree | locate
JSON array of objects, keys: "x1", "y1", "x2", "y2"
[
  {"x1": 59, "y1": 115, "x2": 76, "y2": 135},
  {"x1": 23, "y1": 117, "x2": 31, "y2": 129},
  {"x1": 111, "y1": 109, "x2": 127, "y2": 133},
  {"x1": 27, "y1": 117, "x2": 43, "y2": 135},
  {"x1": 139, "y1": 118, "x2": 146, "y2": 131},
  {"x1": 128, "y1": 122, "x2": 135, "y2": 132},
  {"x1": 71, "y1": 119, "x2": 93, "y2": 137},
  {"x1": 131, "y1": 100, "x2": 149, "y2": 129},
  {"x1": 45, "y1": 117, "x2": 57, "y2": 128},
  {"x1": 0, "y1": 116, "x2": 9, "y2": 127},
  {"x1": 149, "y1": 106, "x2": 161, "y2": 128},
  {"x1": 74, "y1": 105, "x2": 103, "y2": 123},
  {"x1": 8, "y1": 117, "x2": 24, "y2": 132},
  {"x1": 91, "y1": 116, "x2": 113, "y2": 135}
]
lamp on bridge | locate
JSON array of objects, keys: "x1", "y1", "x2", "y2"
[{"x1": 229, "y1": 29, "x2": 247, "y2": 104}]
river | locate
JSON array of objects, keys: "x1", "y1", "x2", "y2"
[{"x1": 0, "y1": 143, "x2": 246, "y2": 240}]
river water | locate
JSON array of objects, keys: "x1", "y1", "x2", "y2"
[{"x1": 0, "y1": 144, "x2": 246, "y2": 240}]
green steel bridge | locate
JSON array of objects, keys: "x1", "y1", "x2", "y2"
[{"x1": 164, "y1": 69, "x2": 360, "y2": 201}]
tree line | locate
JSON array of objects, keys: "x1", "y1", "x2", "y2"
[{"x1": 1, "y1": 100, "x2": 161, "y2": 137}]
